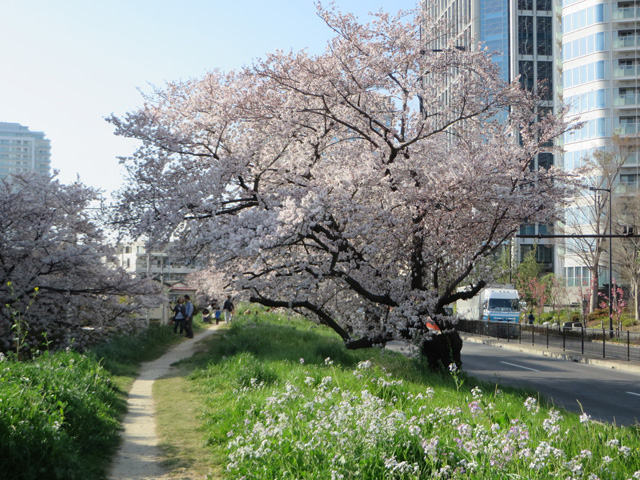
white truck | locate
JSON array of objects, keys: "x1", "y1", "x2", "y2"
[{"x1": 456, "y1": 285, "x2": 521, "y2": 336}]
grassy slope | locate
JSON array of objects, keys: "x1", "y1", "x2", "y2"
[{"x1": 152, "y1": 307, "x2": 640, "y2": 479}]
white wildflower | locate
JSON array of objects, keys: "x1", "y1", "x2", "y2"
[
  {"x1": 357, "y1": 360, "x2": 372, "y2": 370},
  {"x1": 579, "y1": 412, "x2": 591, "y2": 424}
]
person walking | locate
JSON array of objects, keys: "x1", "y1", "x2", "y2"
[
  {"x1": 222, "y1": 295, "x2": 234, "y2": 324},
  {"x1": 528, "y1": 311, "x2": 535, "y2": 325},
  {"x1": 184, "y1": 295, "x2": 195, "y2": 338},
  {"x1": 171, "y1": 298, "x2": 186, "y2": 335}
]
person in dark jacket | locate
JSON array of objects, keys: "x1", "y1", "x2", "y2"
[
  {"x1": 222, "y1": 295, "x2": 234, "y2": 323},
  {"x1": 184, "y1": 295, "x2": 194, "y2": 338},
  {"x1": 171, "y1": 298, "x2": 186, "y2": 334}
]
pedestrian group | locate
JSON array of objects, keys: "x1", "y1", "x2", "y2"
[{"x1": 171, "y1": 294, "x2": 235, "y2": 336}]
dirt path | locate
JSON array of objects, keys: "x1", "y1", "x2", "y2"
[{"x1": 108, "y1": 325, "x2": 221, "y2": 480}]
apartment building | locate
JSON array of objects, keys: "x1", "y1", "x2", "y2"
[{"x1": 0, "y1": 122, "x2": 51, "y2": 179}]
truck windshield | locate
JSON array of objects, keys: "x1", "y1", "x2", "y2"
[{"x1": 488, "y1": 299, "x2": 518, "y2": 311}]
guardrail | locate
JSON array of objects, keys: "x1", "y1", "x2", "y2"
[{"x1": 456, "y1": 319, "x2": 640, "y2": 362}]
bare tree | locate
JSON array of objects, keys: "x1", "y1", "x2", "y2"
[
  {"x1": 562, "y1": 137, "x2": 628, "y2": 313},
  {"x1": 613, "y1": 191, "x2": 640, "y2": 323}
]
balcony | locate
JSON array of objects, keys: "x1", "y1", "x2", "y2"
[
  {"x1": 614, "y1": 93, "x2": 640, "y2": 107},
  {"x1": 616, "y1": 183, "x2": 639, "y2": 195},
  {"x1": 613, "y1": 64, "x2": 640, "y2": 77},
  {"x1": 612, "y1": 35, "x2": 640, "y2": 49},
  {"x1": 614, "y1": 122, "x2": 640, "y2": 135},
  {"x1": 612, "y1": 6, "x2": 640, "y2": 20}
]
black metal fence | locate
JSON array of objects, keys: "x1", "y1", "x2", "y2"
[{"x1": 456, "y1": 319, "x2": 640, "y2": 362}]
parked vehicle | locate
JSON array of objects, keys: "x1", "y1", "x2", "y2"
[
  {"x1": 456, "y1": 285, "x2": 521, "y2": 337},
  {"x1": 562, "y1": 321, "x2": 584, "y2": 331}
]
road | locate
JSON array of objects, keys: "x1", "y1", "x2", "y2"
[{"x1": 461, "y1": 341, "x2": 640, "y2": 426}]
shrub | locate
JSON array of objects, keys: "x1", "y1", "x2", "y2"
[{"x1": 587, "y1": 308, "x2": 608, "y2": 323}]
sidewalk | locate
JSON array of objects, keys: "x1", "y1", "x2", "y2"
[
  {"x1": 461, "y1": 333, "x2": 640, "y2": 375},
  {"x1": 108, "y1": 324, "x2": 221, "y2": 480}
]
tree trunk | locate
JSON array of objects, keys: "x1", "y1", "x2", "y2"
[
  {"x1": 633, "y1": 280, "x2": 640, "y2": 324},
  {"x1": 420, "y1": 330, "x2": 463, "y2": 371},
  {"x1": 590, "y1": 261, "x2": 600, "y2": 313}
]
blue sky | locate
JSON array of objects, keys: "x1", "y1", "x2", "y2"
[{"x1": 1, "y1": 0, "x2": 418, "y2": 195}]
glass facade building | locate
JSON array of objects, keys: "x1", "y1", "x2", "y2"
[
  {"x1": 481, "y1": 0, "x2": 511, "y2": 81},
  {"x1": 426, "y1": 0, "x2": 560, "y2": 274}
]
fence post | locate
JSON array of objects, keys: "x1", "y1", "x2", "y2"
[
  {"x1": 602, "y1": 328, "x2": 606, "y2": 359},
  {"x1": 581, "y1": 326, "x2": 584, "y2": 355},
  {"x1": 519, "y1": 322, "x2": 522, "y2": 344},
  {"x1": 532, "y1": 324, "x2": 535, "y2": 346},
  {"x1": 562, "y1": 326, "x2": 565, "y2": 351},
  {"x1": 628, "y1": 330, "x2": 630, "y2": 362},
  {"x1": 546, "y1": 325, "x2": 549, "y2": 349}
]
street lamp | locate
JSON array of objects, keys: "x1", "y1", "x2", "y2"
[{"x1": 588, "y1": 186, "x2": 613, "y2": 337}]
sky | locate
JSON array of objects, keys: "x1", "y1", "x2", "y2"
[{"x1": 1, "y1": 0, "x2": 418, "y2": 197}]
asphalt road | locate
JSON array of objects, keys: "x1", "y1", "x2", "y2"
[{"x1": 461, "y1": 341, "x2": 640, "y2": 426}]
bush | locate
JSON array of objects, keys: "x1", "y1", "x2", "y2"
[
  {"x1": 0, "y1": 351, "x2": 124, "y2": 479},
  {"x1": 587, "y1": 308, "x2": 608, "y2": 323}
]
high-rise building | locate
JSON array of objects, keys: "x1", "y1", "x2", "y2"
[
  {"x1": 426, "y1": 0, "x2": 640, "y2": 302},
  {"x1": 425, "y1": 0, "x2": 560, "y2": 275},
  {"x1": 560, "y1": 0, "x2": 640, "y2": 298},
  {"x1": 0, "y1": 122, "x2": 51, "y2": 179}
]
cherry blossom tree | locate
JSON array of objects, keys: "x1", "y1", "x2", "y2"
[
  {"x1": 108, "y1": 4, "x2": 575, "y2": 367},
  {"x1": 0, "y1": 174, "x2": 161, "y2": 356},
  {"x1": 598, "y1": 278, "x2": 627, "y2": 330},
  {"x1": 186, "y1": 268, "x2": 230, "y2": 309}
]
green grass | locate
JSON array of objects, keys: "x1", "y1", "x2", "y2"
[
  {"x1": 3, "y1": 309, "x2": 640, "y2": 479},
  {"x1": 0, "y1": 350, "x2": 124, "y2": 480},
  {"x1": 172, "y1": 309, "x2": 640, "y2": 479},
  {"x1": 0, "y1": 320, "x2": 188, "y2": 480}
]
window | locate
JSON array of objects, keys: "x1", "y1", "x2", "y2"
[
  {"x1": 519, "y1": 61, "x2": 534, "y2": 91},
  {"x1": 595, "y1": 3, "x2": 604, "y2": 22},
  {"x1": 537, "y1": 0, "x2": 551, "y2": 11},
  {"x1": 519, "y1": 0, "x2": 533, "y2": 10},
  {"x1": 538, "y1": 152, "x2": 553, "y2": 170},
  {"x1": 537, "y1": 62, "x2": 553, "y2": 99},
  {"x1": 537, "y1": 17, "x2": 553, "y2": 55},
  {"x1": 537, "y1": 245, "x2": 553, "y2": 264},
  {"x1": 566, "y1": 266, "x2": 575, "y2": 287},
  {"x1": 519, "y1": 17, "x2": 534, "y2": 55},
  {"x1": 621, "y1": 173, "x2": 638, "y2": 184},
  {"x1": 520, "y1": 224, "x2": 536, "y2": 235},
  {"x1": 596, "y1": 89, "x2": 606, "y2": 108}
]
